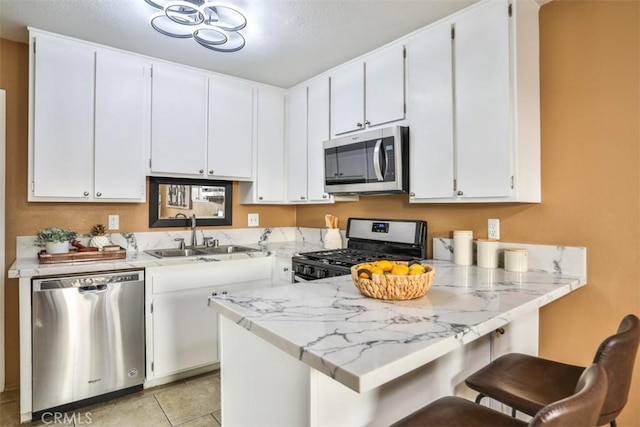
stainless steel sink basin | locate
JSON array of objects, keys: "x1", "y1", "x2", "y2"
[
  {"x1": 199, "y1": 245, "x2": 260, "y2": 255},
  {"x1": 145, "y1": 245, "x2": 259, "y2": 258},
  {"x1": 145, "y1": 248, "x2": 207, "y2": 258}
]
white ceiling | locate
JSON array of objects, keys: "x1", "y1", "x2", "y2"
[{"x1": 0, "y1": 0, "x2": 482, "y2": 88}]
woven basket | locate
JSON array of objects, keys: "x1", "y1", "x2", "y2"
[{"x1": 350, "y1": 262, "x2": 435, "y2": 300}]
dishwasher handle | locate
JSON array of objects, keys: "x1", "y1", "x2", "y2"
[{"x1": 78, "y1": 284, "x2": 108, "y2": 293}]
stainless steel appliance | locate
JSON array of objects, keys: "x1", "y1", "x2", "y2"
[
  {"x1": 292, "y1": 218, "x2": 427, "y2": 282},
  {"x1": 323, "y1": 126, "x2": 409, "y2": 195},
  {"x1": 32, "y1": 270, "x2": 145, "y2": 417}
]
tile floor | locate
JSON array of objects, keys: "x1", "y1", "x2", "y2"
[{"x1": 0, "y1": 371, "x2": 221, "y2": 426}]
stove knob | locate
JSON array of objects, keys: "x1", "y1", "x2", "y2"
[
  {"x1": 317, "y1": 269, "x2": 327, "y2": 279},
  {"x1": 303, "y1": 266, "x2": 313, "y2": 276}
]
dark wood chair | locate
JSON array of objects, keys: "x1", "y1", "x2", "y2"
[
  {"x1": 465, "y1": 314, "x2": 639, "y2": 427},
  {"x1": 393, "y1": 363, "x2": 607, "y2": 426}
]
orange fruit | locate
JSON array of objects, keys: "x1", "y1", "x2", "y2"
[
  {"x1": 409, "y1": 264, "x2": 426, "y2": 274},
  {"x1": 359, "y1": 271, "x2": 370, "y2": 279},
  {"x1": 371, "y1": 267, "x2": 384, "y2": 275},
  {"x1": 391, "y1": 264, "x2": 410, "y2": 275},
  {"x1": 377, "y1": 260, "x2": 394, "y2": 272}
]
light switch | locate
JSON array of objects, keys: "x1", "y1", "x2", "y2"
[
  {"x1": 108, "y1": 215, "x2": 120, "y2": 230},
  {"x1": 248, "y1": 213, "x2": 259, "y2": 227}
]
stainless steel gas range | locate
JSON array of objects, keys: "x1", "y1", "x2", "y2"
[{"x1": 292, "y1": 218, "x2": 427, "y2": 282}]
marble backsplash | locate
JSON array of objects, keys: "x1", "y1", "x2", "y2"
[
  {"x1": 433, "y1": 238, "x2": 587, "y2": 278},
  {"x1": 17, "y1": 227, "x2": 346, "y2": 259}
]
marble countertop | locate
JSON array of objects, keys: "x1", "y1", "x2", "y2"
[
  {"x1": 8, "y1": 241, "x2": 324, "y2": 279},
  {"x1": 208, "y1": 260, "x2": 586, "y2": 393}
]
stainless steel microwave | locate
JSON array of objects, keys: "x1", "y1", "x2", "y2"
[{"x1": 323, "y1": 126, "x2": 409, "y2": 195}]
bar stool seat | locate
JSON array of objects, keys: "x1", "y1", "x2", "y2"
[
  {"x1": 465, "y1": 314, "x2": 639, "y2": 427},
  {"x1": 393, "y1": 364, "x2": 607, "y2": 427}
]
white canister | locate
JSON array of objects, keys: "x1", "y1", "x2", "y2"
[
  {"x1": 504, "y1": 248, "x2": 528, "y2": 272},
  {"x1": 453, "y1": 230, "x2": 473, "y2": 266},
  {"x1": 477, "y1": 239, "x2": 499, "y2": 269},
  {"x1": 324, "y1": 228, "x2": 343, "y2": 250}
]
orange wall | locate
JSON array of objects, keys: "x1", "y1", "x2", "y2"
[
  {"x1": 2, "y1": 1, "x2": 639, "y2": 424},
  {"x1": 297, "y1": 1, "x2": 640, "y2": 424}
]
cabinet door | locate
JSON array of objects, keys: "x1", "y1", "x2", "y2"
[
  {"x1": 32, "y1": 36, "x2": 94, "y2": 199},
  {"x1": 255, "y1": 89, "x2": 285, "y2": 202},
  {"x1": 454, "y1": 0, "x2": 511, "y2": 198},
  {"x1": 152, "y1": 286, "x2": 219, "y2": 377},
  {"x1": 307, "y1": 77, "x2": 331, "y2": 202},
  {"x1": 94, "y1": 50, "x2": 148, "y2": 201},
  {"x1": 150, "y1": 63, "x2": 207, "y2": 176},
  {"x1": 407, "y1": 21, "x2": 455, "y2": 199},
  {"x1": 365, "y1": 43, "x2": 406, "y2": 127},
  {"x1": 208, "y1": 77, "x2": 254, "y2": 180},
  {"x1": 330, "y1": 62, "x2": 365, "y2": 136},
  {"x1": 286, "y1": 85, "x2": 308, "y2": 202}
]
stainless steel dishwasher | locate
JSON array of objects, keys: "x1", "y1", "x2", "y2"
[{"x1": 32, "y1": 270, "x2": 145, "y2": 416}]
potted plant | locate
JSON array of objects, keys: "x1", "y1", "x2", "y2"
[
  {"x1": 35, "y1": 227, "x2": 78, "y2": 254},
  {"x1": 89, "y1": 224, "x2": 110, "y2": 250}
]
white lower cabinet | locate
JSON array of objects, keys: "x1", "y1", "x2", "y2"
[{"x1": 145, "y1": 257, "x2": 273, "y2": 385}]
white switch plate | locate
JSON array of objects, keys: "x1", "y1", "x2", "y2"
[
  {"x1": 488, "y1": 218, "x2": 500, "y2": 240},
  {"x1": 108, "y1": 215, "x2": 120, "y2": 230},
  {"x1": 248, "y1": 213, "x2": 259, "y2": 227}
]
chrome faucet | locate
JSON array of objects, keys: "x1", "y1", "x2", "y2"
[{"x1": 190, "y1": 214, "x2": 198, "y2": 247}]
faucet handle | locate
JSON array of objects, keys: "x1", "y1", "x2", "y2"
[
  {"x1": 203, "y1": 237, "x2": 219, "y2": 248},
  {"x1": 174, "y1": 237, "x2": 185, "y2": 249}
]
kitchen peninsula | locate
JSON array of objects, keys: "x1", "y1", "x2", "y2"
[{"x1": 209, "y1": 258, "x2": 586, "y2": 427}]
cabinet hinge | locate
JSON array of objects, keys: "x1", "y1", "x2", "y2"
[
  {"x1": 151, "y1": 362, "x2": 154, "y2": 372},
  {"x1": 403, "y1": 46, "x2": 406, "y2": 59},
  {"x1": 510, "y1": 176, "x2": 515, "y2": 189},
  {"x1": 453, "y1": 179, "x2": 457, "y2": 192},
  {"x1": 451, "y1": 26, "x2": 455, "y2": 40},
  {"x1": 33, "y1": 40, "x2": 36, "y2": 54},
  {"x1": 508, "y1": 3, "x2": 513, "y2": 17},
  {"x1": 150, "y1": 66, "x2": 153, "y2": 78},
  {"x1": 31, "y1": 181, "x2": 35, "y2": 192},
  {"x1": 150, "y1": 302, "x2": 153, "y2": 313},
  {"x1": 149, "y1": 158, "x2": 152, "y2": 169}
]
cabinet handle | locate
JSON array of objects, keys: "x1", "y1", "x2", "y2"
[
  {"x1": 96, "y1": 192, "x2": 102, "y2": 197},
  {"x1": 211, "y1": 292, "x2": 218, "y2": 296},
  {"x1": 209, "y1": 170, "x2": 214, "y2": 175},
  {"x1": 222, "y1": 290, "x2": 228, "y2": 295},
  {"x1": 258, "y1": 196, "x2": 263, "y2": 200},
  {"x1": 300, "y1": 196, "x2": 305, "y2": 200},
  {"x1": 83, "y1": 191, "x2": 89, "y2": 197},
  {"x1": 322, "y1": 194, "x2": 328, "y2": 199},
  {"x1": 199, "y1": 169, "x2": 204, "y2": 174},
  {"x1": 496, "y1": 327, "x2": 505, "y2": 335},
  {"x1": 457, "y1": 190, "x2": 464, "y2": 196},
  {"x1": 364, "y1": 120, "x2": 371, "y2": 126},
  {"x1": 357, "y1": 122, "x2": 363, "y2": 128},
  {"x1": 410, "y1": 192, "x2": 415, "y2": 197}
]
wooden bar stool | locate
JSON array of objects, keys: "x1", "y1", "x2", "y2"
[
  {"x1": 465, "y1": 314, "x2": 639, "y2": 427},
  {"x1": 392, "y1": 364, "x2": 607, "y2": 426}
]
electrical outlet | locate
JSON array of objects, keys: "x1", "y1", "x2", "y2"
[
  {"x1": 488, "y1": 219, "x2": 500, "y2": 240},
  {"x1": 108, "y1": 215, "x2": 120, "y2": 230},
  {"x1": 248, "y1": 213, "x2": 259, "y2": 227}
]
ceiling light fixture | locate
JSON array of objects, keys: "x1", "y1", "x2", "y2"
[{"x1": 143, "y1": 0, "x2": 247, "y2": 52}]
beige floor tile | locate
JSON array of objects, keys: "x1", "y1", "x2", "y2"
[
  {"x1": 0, "y1": 389, "x2": 19, "y2": 404},
  {"x1": 0, "y1": 401, "x2": 21, "y2": 427},
  {"x1": 86, "y1": 394, "x2": 170, "y2": 427},
  {"x1": 155, "y1": 376, "x2": 221, "y2": 426},
  {"x1": 176, "y1": 413, "x2": 220, "y2": 427}
]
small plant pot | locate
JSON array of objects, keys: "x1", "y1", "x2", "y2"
[{"x1": 45, "y1": 241, "x2": 70, "y2": 254}]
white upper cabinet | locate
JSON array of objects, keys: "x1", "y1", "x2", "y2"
[
  {"x1": 150, "y1": 62, "x2": 208, "y2": 177},
  {"x1": 407, "y1": 21, "x2": 455, "y2": 199},
  {"x1": 94, "y1": 51, "x2": 148, "y2": 200},
  {"x1": 286, "y1": 85, "x2": 308, "y2": 202},
  {"x1": 285, "y1": 78, "x2": 332, "y2": 204},
  {"x1": 306, "y1": 77, "x2": 332, "y2": 202},
  {"x1": 330, "y1": 43, "x2": 405, "y2": 136},
  {"x1": 454, "y1": 0, "x2": 511, "y2": 198},
  {"x1": 240, "y1": 88, "x2": 286, "y2": 203},
  {"x1": 29, "y1": 31, "x2": 148, "y2": 202},
  {"x1": 407, "y1": 0, "x2": 540, "y2": 203},
  {"x1": 207, "y1": 77, "x2": 254, "y2": 180}
]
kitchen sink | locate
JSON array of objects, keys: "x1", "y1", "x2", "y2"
[
  {"x1": 145, "y1": 248, "x2": 208, "y2": 258},
  {"x1": 145, "y1": 245, "x2": 260, "y2": 258}
]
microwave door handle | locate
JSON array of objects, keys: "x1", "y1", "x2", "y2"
[{"x1": 373, "y1": 139, "x2": 384, "y2": 181}]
